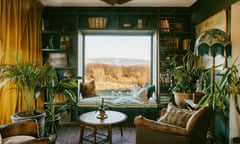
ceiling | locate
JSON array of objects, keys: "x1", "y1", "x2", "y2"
[{"x1": 38, "y1": 0, "x2": 198, "y2": 7}]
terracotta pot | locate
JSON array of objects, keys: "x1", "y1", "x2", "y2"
[{"x1": 173, "y1": 92, "x2": 192, "y2": 108}]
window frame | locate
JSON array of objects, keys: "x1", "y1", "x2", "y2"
[{"x1": 78, "y1": 30, "x2": 158, "y2": 97}]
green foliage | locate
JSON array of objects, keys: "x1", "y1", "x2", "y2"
[
  {"x1": 198, "y1": 58, "x2": 240, "y2": 115},
  {"x1": 43, "y1": 61, "x2": 81, "y2": 135},
  {"x1": 172, "y1": 50, "x2": 203, "y2": 93},
  {"x1": 0, "y1": 61, "x2": 44, "y2": 115}
]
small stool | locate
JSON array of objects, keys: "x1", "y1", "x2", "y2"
[{"x1": 79, "y1": 123, "x2": 124, "y2": 144}]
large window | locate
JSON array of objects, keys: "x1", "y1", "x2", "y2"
[{"x1": 84, "y1": 35, "x2": 152, "y2": 93}]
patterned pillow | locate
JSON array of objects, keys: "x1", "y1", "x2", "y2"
[
  {"x1": 158, "y1": 103, "x2": 195, "y2": 128},
  {"x1": 80, "y1": 79, "x2": 99, "y2": 98}
]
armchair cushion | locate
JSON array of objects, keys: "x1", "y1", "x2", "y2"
[{"x1": 158, "y1": 103, "x2": 194, "y2": 128}]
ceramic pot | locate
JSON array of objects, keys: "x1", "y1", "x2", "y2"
[
  {"x1": 11, "y1": 110, "x2": 46, "y2": 137},
  {"x1": 173, "y1": 92, "x2": 192, "y2": 108}
]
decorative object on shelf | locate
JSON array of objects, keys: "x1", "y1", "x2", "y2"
[
  {"x1": 101, "y1": 0, "x2": 131, "y2": 5},
  {"x1": 60, "y1": 35, "x2": 71, "y2": 49},
  {"x1": 97, "y1": 98, "x2": 108, "y2": 120},
  {"x1": 174, "y1": 22, "x2": 184, "y2": 32},
  {"x1": 183, "y1": 39, "x2": 191, "y2": 51},
  {"x1": 122, "y1": 22, "x2": 132, "y2": 28},
  {"x1": 174, "y1": 37, "x2": 179, "y2": 49},
  {"x1": 49, "y1": 35, "x2": 55, "y2": 49},
  {"x1": 63, "y1": 69, "x2": 73, "y2": 78},
  {"x1": 88, "y1": 17, "x2": 107, "y2": 29},
  {"x1": 49, "y1": 53, "x2": 67, "y2": 67},
  {"x1": 160, "y1": 19, "x2": 170, "y2": 32},
  {"x1": 137, "y1": 19, "x2": 144, "y2": 28}
]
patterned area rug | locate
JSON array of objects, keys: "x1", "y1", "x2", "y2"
[{"x1": 56, "y1": 125, "x2": 136, "y2": 144}]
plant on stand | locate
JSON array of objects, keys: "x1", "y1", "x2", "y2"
[{"x1": 42, "y1": 61, "x2": 80, "y2": 142}]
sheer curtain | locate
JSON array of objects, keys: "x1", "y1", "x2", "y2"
[{"x1": 0, "y1": 0, "x2": 43, "y2": 124}]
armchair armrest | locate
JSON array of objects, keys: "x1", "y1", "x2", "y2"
[
  {"x1": 0, "y1": 119, "x2": 39, "y2": 138},
  {"x1": 134, "y1": 115, "x2": 189, "y2": 136}
]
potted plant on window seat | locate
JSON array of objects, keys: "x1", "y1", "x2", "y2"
[{"x1": 171, "y1": 50, "x2": 204, "y2": 107}]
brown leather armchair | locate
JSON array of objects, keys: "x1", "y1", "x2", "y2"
[
  {"x1": 134, "y1": 105, "x2": 211, "y2": 144},
  {"x1": 0, "y1": 119, "x2": 50, "y2": 144}
]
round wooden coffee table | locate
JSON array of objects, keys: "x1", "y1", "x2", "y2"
[{"x1": 78, "y1": 110, "x2": 127, "y2": 144}]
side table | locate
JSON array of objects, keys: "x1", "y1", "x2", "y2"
[{"x1": 78, "y1": 110, "x2": 127, "y2": 144}]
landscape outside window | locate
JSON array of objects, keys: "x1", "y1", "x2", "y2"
[{"x1": 85, "y1": 35, "x2": 151, "y2": 94}]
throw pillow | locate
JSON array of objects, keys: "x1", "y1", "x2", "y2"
[
  {"x1": 80, "y1": 79, "x2": 99, "y2": 98},
  {"x1": 158, "y1": 103, "x2": 195, "y2": 128},
  {"x1": 133, "y1": 88, "x2": 148, "y2": 102},
  {"x1": 143, "y1": 83, "x2": 155, "y2": 99}
]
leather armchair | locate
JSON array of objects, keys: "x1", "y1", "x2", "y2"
[
  {"x1": 0, "y1": 119, "x2": 50, "y2": 144},
  {"x1": 134, "y1": 106, "x2": 211, "y2": 144}
]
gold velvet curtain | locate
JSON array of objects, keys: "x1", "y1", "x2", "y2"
[{"x1": 0, "y1": 0, "x2": 43, "y2": 124}]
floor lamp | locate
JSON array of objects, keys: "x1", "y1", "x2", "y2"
[{"x1": 194, "y1": 28, "x2": 232, "y2": 143}]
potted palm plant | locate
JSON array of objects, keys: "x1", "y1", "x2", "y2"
[
  {"x1": 0, "y1": 61, "x2": 47, "y2": 136},
  {"x1": 0, "y1": 61, "x2": 44, "y2": 115}
]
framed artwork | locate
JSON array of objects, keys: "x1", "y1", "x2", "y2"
[
  {"x1": 195, "y1": 9, "x2": 226, "y2": 37},
  {"x1": 49, "y1": 53, "x2": 67, "y2": 67}
]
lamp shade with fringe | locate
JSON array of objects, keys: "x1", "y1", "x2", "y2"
[{"x1": 194, "y1": 28, "x2": 231, "y2": 68}]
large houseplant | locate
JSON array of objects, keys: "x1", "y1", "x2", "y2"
[
  {"x1": 0, "y1": 61, "x2": 48, "y2": 136},
  {"x1": 43, "y1": 61, "x2": 80, "y2": 141},
  {"x1": 0, "y1": 61, "x2": 44, "y2": 116},
  {"x1": 172, "y1": 50, "x2": 204, "y2": 107}
]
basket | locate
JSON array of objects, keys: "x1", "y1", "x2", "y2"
[{"x1": 88, "y1": 17, "x2": 107, "y2": 28}]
